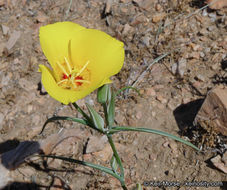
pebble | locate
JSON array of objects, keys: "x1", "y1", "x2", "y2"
[
  {"x1": 152, "y1": 13, "x2": 166, "y2": 23},
  {"x1": 136, "y1": 111, "x2": 143, "y2": 119},
  {"x1": 1, "y1": 25, "x2": 9, "y2": 35},
  {"x1": 167, "y1": 101, "x2": 175, "y2": 111},
  {"x1": 86, "y1": 135, "x2": 108, "y2": 154},
  {"x1": 171, "y1": 63, "x2": 177, "y2": 75},
  {"x1": 133, "y1": 0, "x2": 153, "y2": 11},
  {"x1": 122, "y1": 23, "x2": 133, "y2": 35},
  {"x1": 208, "y1": 12, "x2": 217, "y2": 19},
  {"x1": 145, "y1": 88, "x2": 156, "y2": 97},
  {"x1": 156, "y1": 95, "x2": 167, "y2": 104},
  {"x1": 141, "y1": 35, "x2": 150, "y2": 47},
  {"x1": 151, "y1": 111, "x2": 156, "y2": 117},
  {"x1": 155, "y1": 4, "x2": 162, "y2": 11},
  {"x1": 195, "y1": 74, "x2": 205, "y2": 82},
  {"x1": 211, "y1": 155, "x2": 227, "y2": 174},
  {"x1": 6, "y1": 30, "x2": 21, "y2": 51},
  {"x1": 200, "y1": 52, "x2": 205, "y2": 58},
  {"x1": 202, "y1": 9, "x2": 208, "y2": 17},
  {"x1": 177, "y1": 58, "x2": 187, "y2": 77},
  {"x1": 211, "y1": 63, "x2": 219, "y2": 70},
  {"x1": 0, "y1": 73, "x2": 12, "y2": 87}
]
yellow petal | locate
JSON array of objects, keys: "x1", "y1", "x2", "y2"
[
  {"x1": 70, "y1": 29, "x2": 124, "y2": 84},
  {"x1": 39, "y1": 22, "x2": 85, "y2": 75},
  {"x1": 39, "y1": 64, "x2": 102, "y2": 104}
]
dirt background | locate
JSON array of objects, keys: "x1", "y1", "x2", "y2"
[{"x1": 0, "y1": 0, "x2": 227, "y2": 189}]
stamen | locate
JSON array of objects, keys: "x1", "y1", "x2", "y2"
[
  {"x1": 57, "y1": 79, "x2": 68, "y2": 85},
  {"x1": 56, "y1": 61, "x2": 69, "y2": 77},
  {"x1": 75, "y1": 79, "x2": 91, "y2": 84},
  {"x1": 68, "y1": 40, "x2": 73, "y2": 64},
  {"x1": 76, "y1": 60, "x2": 90, "y2": 77},
  {"x1": 64, "y1": 57, "x2": 72, "y2": 73}
]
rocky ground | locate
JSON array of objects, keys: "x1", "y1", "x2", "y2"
[{"x1": 0, "y1": 0, "x2": 227, "y2": 189}]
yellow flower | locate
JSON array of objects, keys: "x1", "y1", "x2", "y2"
[{"x1": 39, "y1": 22, "x2": 124, "y2": 104}]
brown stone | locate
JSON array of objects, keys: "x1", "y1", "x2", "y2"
[
  {"x1": 194, "y1": 86, "x2": 227, "y2": 136},
  {"x1": 133, "y1": 0, "x2": 155, "y2": 11},
  {"x1": 210, "y1": 155, "x2": 227, "y2": 174}
]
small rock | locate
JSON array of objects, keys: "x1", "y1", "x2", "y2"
[
  {"x1": 152, "y1": 13, "x2": 166, "y2": 23},
  {"x1": 18, "y1": 167, "x2": 34, "y2": 178},
  {"x1": 0, "y1": 73, "x2": 12, "y2": 87},
  {"x1": 156, "y1": 95, "x2": 167, "y2": 104},
  {"x1": 136, "y1": 111, "x2": 143, "y2": 119},
  {"x1": 190, "y1": 43, "x2": 200, "y2": 51},
  {"x1": 194, "y1": 86, "x2": 227, "y2": 136},
  {"x1": 202, "y1": 9, "x2": 208, "y2": 16},
  {"x1": 189, "y1": 52, "x2": 200, "y2": 59},
  {"x1": 207, "y1": 0, "x2": 227, "y2": 10},
  {"x1": 171, "y1": 63, "x2": 177, "y2": 75},
  {"x1": 122, "y1": 23, "x2": 133, "y2": 36},
  {"x1": 151, "y1": 111, "x2": 156, "y2": 117},
  {"x1": 0, "y1": 164, "x2": 10, "y2": 189},
  {"x1": 211, "y1": 63, "x2": 219, "y2": 70},
  {"x1": 105, "y1": 0, "x2": 113, "y2": 14},
  {"x1": 211, "y1": 155, "x2": 227, "y2": 174},
  {"x1": 163, "y1": 141, "x2": 169, "y2": 148},
  {"x1": 208, "y1": 12, "x2": 217, "y2": 19},
  {"x1": 200, "y1": 52, "x2": 205, "y2": 58},
  {"x1": 5, "y1": 30, "x2": 21, "y2": 51},
  {"x1": 1, "y1": 25, "x2": 9, "y2": 35},
  {"x1": 169, "y1": 141, "x2": 179, "y2": 157},
  {"x1": 86, "y1": 135, "x2": 108, "y2": 154},
  {"x1": 177, "y1": 58, "x2": 187, "y2": 77},
  {"x1": 155, "y1": 3, "x2": 162, "y2": 11},
  {"x1": 36, "y1": 11, "x2": 48, "y2": 23},
  {"x1": 167, "y1": 101, "x2": 175, "y2": 111},
  {"x1": 50, "y1": 177, "x2": 64, "y2": 190},
  {"x1": 195, "y1": 74, "x2": 205, "y2": 82},
  {"x1": 145, "y1": 88, "x2": 156, "y2": 97},
  {"x1": 141, "y1": 35, "x2": 150, "y2": 47},
  {"x1": 133, "y1": 0, "x2": 155, "y2": 11},
  {"x1": 130, "y1": 14, "x2": 149, "y2": 25},
  {"x1": 92, "y1": 143, "x2": 112, "y2": 162}
]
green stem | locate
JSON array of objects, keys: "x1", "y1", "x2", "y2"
[
  {"x1": 107, "y1": 134, "x2": 125, "y2": 178},
  {"x1": 72, "y1": 102, "x2": 91, "y2": 123}
]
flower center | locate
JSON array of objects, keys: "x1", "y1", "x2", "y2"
[{"x1": 56, "y1": 57, "x2": 90, "y2": 90}]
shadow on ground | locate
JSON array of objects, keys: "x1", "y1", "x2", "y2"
[{"x1": 173, "y1": 99, "x2": 204, "y2": 136}]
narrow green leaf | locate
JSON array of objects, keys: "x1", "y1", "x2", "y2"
[
  {"x1": 110, "y1": 155, "x2": 119, "y2": 174},
  {"x1": 40, "y1": 155, "x2": 122, "y2": 181},
  {"x1": 86, "y1": 103, "x2": 105, "y2": 132},
  {"x1": 109, "y1": 126, "x2": 199, "y2": 151},
  {"x1": 97, "y1": 84, "x2": 109, "y2": 104},
  {"x1": 40, "y1": 116, "x2": 91, "y2": 134},
  {"x1": 107, "y1": 90, "x2": 115, "y2": 126}
]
